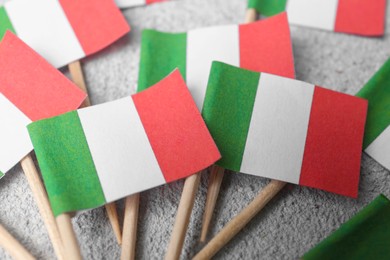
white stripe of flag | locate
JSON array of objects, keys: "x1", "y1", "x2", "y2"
[{"x1": 240, "y1": 73, "x2": 315, "y2": 183}]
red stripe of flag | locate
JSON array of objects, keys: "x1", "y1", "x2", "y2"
[
  {"x1": 334, "y1": 0, "x2": 386, "y2": 36},
  {"x1": 132, "y1": 70, "x2": 221, "y2": 182},
  {"x1": 59, "y1": 0, "x2": 130, "y2": 56},
  {"x1": 239, "y1": 12, "x2": 295, "y2": 79},
  {"x1": 0, "y1": 32, "x2": 86, "y2": 121},
  {"x1": 299, "y1": 86, "x2": 368, "y2": 198}
]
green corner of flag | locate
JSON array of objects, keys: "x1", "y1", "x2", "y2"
[
  {"x1": 138, "y1": 29, "x2": 187, "y2": 92},
  {"x1": 28, "y1": 111, "x2": 106, "y2": 216},
  {"x1": 302, "y1": 194, "x2": 390, "y2": 260},
  {"x1": 202, "y1": 62, "x2": 260, "y2": 171},
  {"x1": 356, "y1": 58, "x2": 390, "y2": 149},
  {"x1": 0, "y1": 171, "x2": 4, "y2": 179},
  {"x1": 247, "y1": 0, "x2": 287, "y2": 17},
  {"x1": 0, "y1": 7, "x2": 16, "y2": 41}
]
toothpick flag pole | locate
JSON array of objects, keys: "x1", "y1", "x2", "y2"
[
  {"x1": 165, "y1": 172, "x2": 202, "y2": 260},
  {"x1": 121, "y1": 194, "x2": 140, "y2": 260},
  {"x1": 0, "y1": 223, "x2": 35, "y2": 260},
  {"x1": 68, "y1": 61, "x2": 122, "y2": 245},
  {"x1": 245, "y1": 8, "x2": 257, "y2": 23},
  {"x1": 193, "y1": 180, "x2": 286, "y2": 260},
  {"x1": 68, "y1": 62, "x2": 91, "y2": 107},
  {"x1": 199, "y1": 165, "x2": 224, "y2": 242},
  {"x1": 19, "y1": 155, "x2": 66, "y2": 260},
  {"x1": 56, "y1": 214, "x2": 82, "y2": 260},
  {"x1": 199, "y1": 9, "x2": 258, "y2": 242}
]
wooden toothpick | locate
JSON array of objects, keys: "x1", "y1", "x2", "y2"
[
  {"x1": 56, "y1": 214, "x2": 82, "y2": 260},
  {"x1": 199, "y1": 165, "x2": 224, "y2": 242},
  {"x1": 68, "y1": 61, "x2": 91, "y2": 107},
  {"x1": 0, "y1": 223, "x2": 35, "y2": 260},
  {"x1": 199, "y1": 7, "x2": 258, "y2": 242},
  {"x1": 165, "y1": 172, "x2": 202, "y2": 260},
  {"x1": 20, "y1": 155, "x2": 66, "y2": 260},
  {"x1": 121, "y1": 194, "x2": 140, "y2": 260},
  {"x1": 193, "y1": 180, "x2": 286, "y2": 259},
  {"x1": 68, "y1": 61, "x2": 122, "y2": 245},
  {"x1": 245, "y1": 8, "x2": 258, "y2": 23}
]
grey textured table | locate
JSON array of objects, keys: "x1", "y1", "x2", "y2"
[{"x1": 0, "y1": 0, "x2": 389, "y2": 259}]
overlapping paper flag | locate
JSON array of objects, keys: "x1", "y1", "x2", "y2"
[
  {"x1": 247, "y1": 0, "x2": 386, "y2": 36},
  {"x1": 139, "y1": 12, "x2": 295, "y2": 109},
  {"x1": 0, "y1": 0, "x2": 129, "y2": 68},
  {"x1": 0, "y1": 32, "x2": 86, "y2": 177},
  {"x1": 203, "y1": 61, "x2": 367, "y2": 197},
  {"x1": 28, "y1": 70, "x2": 221, "y2": 216}
]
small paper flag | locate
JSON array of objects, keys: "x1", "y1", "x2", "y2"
[
  {"x1": 0, "y1": 0, "x2": 130, "y2": 68},
  {"x1": 0, "y1": 32, "x2": 86, "y2": 176},
  {"x1": 356, "y1": 58, "x2": 390, "y2": 171},
  {"x1": 248, "y1": 0, "x2": 386, "y2": 36},
  {"x1": 138, "y1": 12, "x2": 295, "y2": 109},
  {"x1": 27, "y1": 70, "x2": 221, "y2": 216},
  {"x1": 202, "y1": 62, "x2": 367, "y2": 197},
  {"x1": 115, "y1": 0, "x2": 166, "y2": 9},
  {"x1": 303, "y1": 194, "x2": 390, "y2": 259}
]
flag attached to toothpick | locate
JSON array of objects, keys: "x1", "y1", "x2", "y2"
[
  {"x1": 28, "y1": 70, "x2": 221, "y2": 216},
  {"x1": 0, "y1": 0, "x2": 130, "y2": 68},
  {"x1": 356, "y1": 58, "x2": 390, "y2": 171},
  {"x1": 303, "y1": 194, "x2": 390, "y2": 259},
  {"x1": 138, "y1": 12, "x2": 295, "y2": 109},
  {"x1": 248, "y1": 0, "x2": 386, "y2": 36},
  {"x1": 0, "y1": 32, "x2": 86, "y2": 177},
  {"x1": 115, "y1": 0, "x2": 166, "y2": 9},
  {"x1": 202, "y1": 62, "x2": 368, "y2": 197}
]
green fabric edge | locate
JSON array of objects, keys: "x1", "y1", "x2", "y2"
[
  {"x1": 247, "y1": 0, "x2": 287, "y2": 16},
  {"x1": 0, "y1": 171, "x2": 4, "y2": 179},
  {"x1": 137, "y1": 29, "x2": 187, "y2": 92},
  {"x1": 356, "y1": 58, "x2": 390, "y2": 149},
  {"x1": 202, "y1": 61, "x2": 260, "y2": 171},
  {"x1": 28, "y1": 111, "x2": 106, "y2": 216},
  {"x1": 303, "y1": 194, "x2": 390, "y2": 260},
  {"x1": 0, "y1": 6, "x2": 15, "y2": 40}
]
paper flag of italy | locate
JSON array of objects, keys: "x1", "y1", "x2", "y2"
[
  {"x1": 0, "y1": 32, "x2": 86, "y2": 177},
  {"x1": 203, "y1": 62, "x2": 367, "y2": 197},
  {"x1": 303, "y1": 194, "x2": 390, "y2": 259},
  {"x1": 27, "y1": 70, "x2": 221, "y2": 216},
  {"x1": 115, "y1": 0, "x2": 166, "y2": 9},
  {"x1": 356, "y1": 58, "x2": 390, "y2": 171},
  {"x1": 0, "y1": 0, "x2": 130, "y2": 68},
  {"x1": 138, "y1": 12, "x2": 295, "y2": 109},
  {"x1": 248, "y1": 0, "x2": 386, "y2": 36}
]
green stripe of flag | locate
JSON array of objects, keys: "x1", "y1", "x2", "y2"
[
  {"x1": 28, "y1": 111, "x2": 105, "y2": 216},
  {"x1": 303, "y1": 194, "x2": 390, "y2": 259},
  {"x1": 202, "y1": 62, "x2": 259, "y2": 171},
  {"x1": 356, "y1": 59, "x2": 390, "y2": 149},
  {"x1": 0, "y1": 171, "x2": 4, "y2": 179},
  {"x1": 138, "y1": 30, "x2": 187, "y2": 92},
  {"x1": 0, "y1": 6, "x2": 15, "y2": 40},
  {"x1": 247, "y1": 0, "x2": 287, "y2": 16}
]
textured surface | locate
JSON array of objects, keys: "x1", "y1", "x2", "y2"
[{"x1": 0, "y1": 0, "x2": 389, "y2": 259}]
